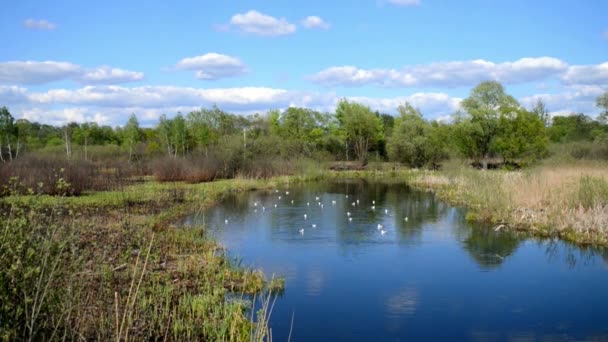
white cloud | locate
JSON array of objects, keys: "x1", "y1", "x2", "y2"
[
  {"x1": 310, "y1": 57, "x2": 569, "y2": 88},
  {"x1": 301, "y1": 16, "x2": 330, "y2": 30},
  {"x1": 386, "y1": 0, "x2": 420, "y2": 6},
  {"x1": 561, "y1": 62, "x2": 608, "y2": 86},
  {"x1": 80, "y1": 66, "x2": 144, "y2": 84},
  {"x1": 0, "y1": 61, "x2": 81, "y2": 85},
  {"x1": 5, "y1": 84, "x2": 466, "y2": 125},
  {"x1": 28, "y1": 85, "x2": 291, "y2": 109},
  {"x1": 21, "y1": 107, "x2": 110, "y2": 126},
  {"x1": 229, "y1": 10, "x2": 296, "y2": 36},
  {"x1": 175, "y1": 53, "x2": 247, "y2": 80},
  {"x1": 520, "y1": 85, "x2": 606, "y2": 117},
  {"x1": 23, "y1": 19, "x2": 56, "y2": 30},
  {"x1": 0, "y1": 85, "x2": 32, "y2": 104},
  {"x1": 0, "y1": 61, "x2": 144, "y2": 85},
  {"x1": 350, "y1": 92, "x2": 461, "y2": 118}
]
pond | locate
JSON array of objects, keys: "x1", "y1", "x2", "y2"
[{"x1": 182, "y1": 179, "x2": 608, "y2": 341}]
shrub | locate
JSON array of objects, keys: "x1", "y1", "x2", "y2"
[{"x1": 0, "y1": 156, "x2": 99, "y2": 196}]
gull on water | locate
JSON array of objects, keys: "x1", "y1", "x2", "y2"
[
  {"x1": 299, "y1": 228, "x2": 304, "y2": 235},
  {"x1": 304, "y1": 214, "x2": 307, "y2": 220},
  {"x1": 312, "y1": 224, "x2": 317, "y2": 228}
]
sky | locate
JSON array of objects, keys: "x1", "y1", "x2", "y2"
[{"x1": 0, "y1": 0, "x2": 607, "y2": 126}]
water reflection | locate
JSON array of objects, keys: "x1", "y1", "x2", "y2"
[{"x1": 182, "y1": 180, "x2": 608, "y2": 341}]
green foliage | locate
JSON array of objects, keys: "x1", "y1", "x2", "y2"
[
  {"x1": 336, "y1": 99, "x2": 383, "y2": 162},
  {"x1": 0, "y1": 202, "x2": 82, "y2": 340},
  {"x1": 493, "y1": 107, "x2": 548, "y2": 164},
  {"x1": 455, "y1": 81, "x2": 521, "y2": 167},
  {"x1": 123, "y1": 113, "x2": 142, "y2": 160},
  {"x1": 1, "y1": 81, "x2": 607, "y2": 169},
  {"x1": 387, "y1": 102, "x2": 448, "y2": 168},
  {"x1": 548, "y1": 114, "x2": 603, "y2": 143},
  {"x1": 596, "y1": 92, "x2": 608, "y2": 124}
]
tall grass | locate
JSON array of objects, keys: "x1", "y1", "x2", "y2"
[
  {"x1": 0, "y1": 177, "x2": 285, "y2": 340},
  {"x1": 410, "y1": 161, "x2": 608, "y2": 244}
]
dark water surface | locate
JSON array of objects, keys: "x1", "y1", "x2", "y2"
[{"x1": 182, "y1": 180, "x2": 608, "y2": 341}]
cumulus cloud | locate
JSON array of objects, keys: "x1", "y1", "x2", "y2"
[
  {"x1": 80, "y1": 66, "x2": 144, "y2": 84},
  {"x1": 23, "y1": 19, "x2": 57, "y2": 30},
  {"x1": 385, "y1": 0, "x2": 420, "y2": 6},
  {"x1": 5, "y1": 84, "x2": 467, "y2": 125},
  {"x1": 520, "y1": 85, "x2": 606, "y2": 117},
  {"x1": 350, "y1": 92, "x2": 461, "y2": 118},
  {"x1": 310, "y1": 57, "x2": 569, "y2": 88},
  {"x1": 0, "y1": 85, "x2": 34, "y2": 104},
  {"x1": 28, "y1": 85, "x2": 291, "y2": 109},
  {"x1": 301, "y1": 16, "x2": 330, "y2": 29},
  {"x1": 561, "y1": 62, "x2": 608, "y2": 86},
  {"x1": 21, "y1": 107, "x2": 111, "y2": 126},
  {"x1": 175, "y1": 53, "x2": 247, "y2": 80},
  {"x1": 0, "y1": 60, "x2": 144, "y2": 85},
  {"x1": 229, "y1": 10, "x2": 296, "y2": 36}
]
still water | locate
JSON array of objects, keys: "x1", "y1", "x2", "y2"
[{"x1": 182, "y1": 180, "x2": 608, "y2": 341}]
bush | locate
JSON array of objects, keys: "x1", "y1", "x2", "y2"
[
  {"x1": 152, "y1": 156, "x2": 219, "y2": 183},
  {"x1": 0, "y1": 156, "x2": 99, "y2": 196}
]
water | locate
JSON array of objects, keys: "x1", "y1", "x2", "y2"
[{"x1": 182, "y1": 180, "x2": 608, "y2": 341}]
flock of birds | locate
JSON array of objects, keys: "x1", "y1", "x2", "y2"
[{"x1": 224, "y1": 189, "x2": 409, "y2": 237}]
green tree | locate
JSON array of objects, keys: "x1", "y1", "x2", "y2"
[
  {"x1": 493, "y1": 108, "x2": 548, "y2": 165},
  {"x1": 455, "y1": 81, "x2": 520, "y2": 169},
  {"x1": 335, "y1": 99, "x2": 383, "y2": 162},
  {"x1": 531, "y1": 98, "x2": 550, "y2": 127},
  {"x1": 0, "y1": 107, "x2": 16, "y2": 162},
  {"x1": 597, "y1": 92, "x2": 608, "y2": 124},
  {"x1": 124, "y1": 113, "x2": 142, "y2": 162},
  {"x1": 387, "y1": 103, "x2": 448, "y2": 168},
  {"x1": 387, "y1": 103, "x2": 428, "y2": 167},
  {"x1": 274, "y1": 107, "x2": 324, "y2": 156}
]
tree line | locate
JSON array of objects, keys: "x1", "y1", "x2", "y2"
[{"x1": 1, "y1": 81, "x2": 608, "y2": 169}]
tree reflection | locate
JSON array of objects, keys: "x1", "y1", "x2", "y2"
[{"x1": 461, "y1": 226, "x2": 523, "y2": 269}]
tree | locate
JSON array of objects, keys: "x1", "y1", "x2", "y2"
[
  {"x1": 387, "y1": 103, "x2": 428, "y2": 167},
  {"x1": 455, "y1": 81, "x2": 520, "y2": 169},
  {"x1": 158, "y1": 114, "x2": 189, "y2": 158},
  {"x1": 597, "y1": 92, "x2": 608, "y2": 124},
  {"x1": 335, "y1": 99, "x2": 383, "y2": 162},
  {"x1": 493, "y1": 108, "x2": 548, "y2": 165},
  {"x1": 387, "y1": 103, "x2": 448, "y2": 168},
  {"x1": 124, "y1": 114, "x2": 142, "y2": 162},
  {"x1": 0, "y1": 107, "x2": 16, "y2": 162},
  {"x1": 531, "y1": 98, "x2": 550, "y2": 127},
  {"x1": 273, "y1": 107, "x2": 323, "y2": 156}
]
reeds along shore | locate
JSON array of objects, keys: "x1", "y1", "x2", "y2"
[
  {"x1": 0, "y1": 176, "x2": 292, "y2": 341},
  {"x1": 410, "y1": 161, "x2": 608, "y2": 245}
]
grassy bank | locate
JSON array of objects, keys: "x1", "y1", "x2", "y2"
[
  {"x1": 406, "y1": 161, "x2": 608, "y2": 245},
  {"x1": 0, "y1": 175, "x2": 320, "y2": 341}
]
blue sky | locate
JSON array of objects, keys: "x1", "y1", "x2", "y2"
[{"x1": 0, "y1": 0, "x2": 607, "y2": 126}]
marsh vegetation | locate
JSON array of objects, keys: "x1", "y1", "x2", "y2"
[{"x1": 1, "y1": 82, "x2": 608, "y2": 340}]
